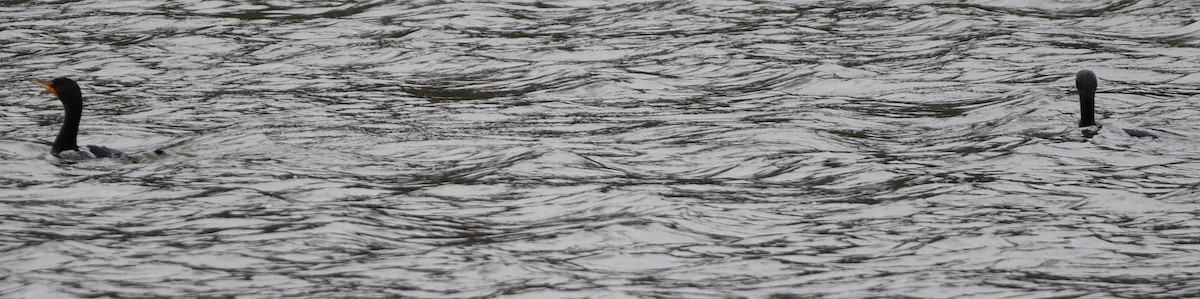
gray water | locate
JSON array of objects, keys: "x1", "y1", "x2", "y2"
[{"x1": 2, "y1": 0, "x2": 1200, "y2": 298}]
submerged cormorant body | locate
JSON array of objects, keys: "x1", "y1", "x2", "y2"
[
  {"x1": 34, "y1": 78, "x2": 126, "y2": 160},
  {"x1": 1075, "y1": 70, "x2": 1157, "y2": 138}
]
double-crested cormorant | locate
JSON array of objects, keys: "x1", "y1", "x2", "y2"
[
  {"x1": 34, "y1": 78, "x2": 126, "y2": 160},
  {"x1": 1075, "y1": 70, "x2": 1157, "y2": 138}
]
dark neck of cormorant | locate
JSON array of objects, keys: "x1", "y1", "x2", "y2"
[
  {"x1": 1079, "y1": 90, "x2": 1095, "y2": 127},
  {"x1": 52, "y1": 98, "x2": 81, "y2": 155},
  {"x1": 1076, "y1": 70, "x2": 1098, "y2": 127}
]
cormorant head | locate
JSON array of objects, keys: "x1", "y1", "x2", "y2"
[{"x1": 34, "y1": 77, "x2": 83, "y2": 104}]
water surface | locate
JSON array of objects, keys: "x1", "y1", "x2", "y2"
[{"x1": 2, "y1": 0, "x2": 1200, "y2": 297}]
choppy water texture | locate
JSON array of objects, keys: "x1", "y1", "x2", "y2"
[{"x1": 2, "y1": 0, "x2": 1200, "y2": 298}]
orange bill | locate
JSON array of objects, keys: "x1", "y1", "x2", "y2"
[{"x1": 32, "y1": 79, "x2": 56, "y2": 96}]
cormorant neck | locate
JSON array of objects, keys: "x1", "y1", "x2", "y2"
[
  {"x1": 52, "y1": 96, "x2": 82, "y2": 155},
  {"x1": 1076, "y1": 70, "x2": 1097, "y2": 127},
  {"x1": 1079, "y1": 90, "x2": 1095, "y2": 127}
]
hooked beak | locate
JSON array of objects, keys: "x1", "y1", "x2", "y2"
[{"x1": 32, "y1": 79, "x2": 56, "y2": 96}]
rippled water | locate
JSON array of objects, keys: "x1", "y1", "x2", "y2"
[{"x1": 2, "y1": 0, "x2": 1200, "y2": 297}]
